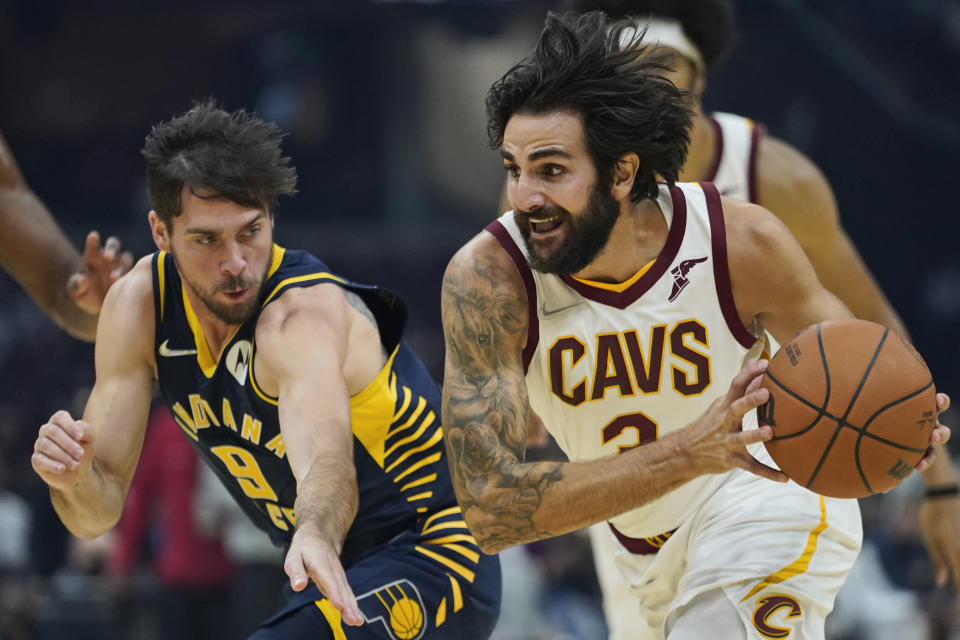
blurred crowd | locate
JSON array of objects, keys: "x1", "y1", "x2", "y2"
[{"x1": 0, "y1": 0, "x2": 959, "y2": 638}]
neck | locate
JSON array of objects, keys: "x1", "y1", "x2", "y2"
[
  {"x1": 183, "y1": 286, "x2": 243, "y2": 358},
  {"x1": 678, "y1": 106, "x2": 715, "y2": 182},
  {"x1": 572, "y1": 198, "x2": 668, "y2": 284}
]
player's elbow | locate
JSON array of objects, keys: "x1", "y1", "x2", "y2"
[
  {"x1": 62, "y1": 511, "x2": 120, "y2": 540},
  {"x1": 51, "y1": 490, "x2": 122, "y2": 540},
  {"x1": 474, "y1": 535, "x2": 507, "y2": 556},
  {"x1": 459, "y1": 504, "x2": 511, "y2": 555}
]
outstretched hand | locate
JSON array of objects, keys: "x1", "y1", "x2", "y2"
[
  {"x1": 681, "y1": 359, "x2": 789, "y2": 483},
  {"x1": 285, "y1": 527, "x2": 364, "y2": 627},
  {"x1": 67, "y1": 231, "x2": 134, "y2": 315}
]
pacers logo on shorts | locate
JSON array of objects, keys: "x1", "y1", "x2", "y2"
[
  {"x1": 752, "y1": 594, "x2": 801, "y2": 639},
  {"x1": 357, "y1": 579, "x2": 426, "y2": 640}
]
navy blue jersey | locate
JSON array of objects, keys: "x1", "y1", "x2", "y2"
[{"x1": 151, "y1": 246, "x2": 464, "y2": 568}]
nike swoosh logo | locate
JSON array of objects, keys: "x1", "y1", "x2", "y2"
[
  {"x1": 541, "y1": 301, "x2": 582, "y2": 318},
  {"x1": 158, "y1": 339, "x2": 198, "y2": 357}
]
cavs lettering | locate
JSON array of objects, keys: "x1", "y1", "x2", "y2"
[
  {"x1": 752, "y1": 594, "x2": 802, "y2": 639},
  {"x1": 488, "y1": 182, "x2": 762, "y2": 537},
  {"x1": 548, "y1": 319, "x2": 711, "y2": 406}
]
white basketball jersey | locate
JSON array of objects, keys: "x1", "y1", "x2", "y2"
[
  {"x1": 703, "y1": 112, "x2": 763, "y2": 203},
  {"x1": 487, "y1": 182, "x2": 759, "y2": 539}
]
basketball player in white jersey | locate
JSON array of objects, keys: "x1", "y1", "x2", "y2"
[
  {"x1": 559, "y1": 2, "x2": 960, "y2": 636},
  {"x1": 0, "y1": 128, "x2": 133, "y2": 340},
  {"x1": 442, "y1": 12, "x2": 951, "y2": 639}
]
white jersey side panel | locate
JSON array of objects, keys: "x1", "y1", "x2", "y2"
[
  {"x1": 707, "y1": 111, "x2": 762, "y2": 203},
  {"x1": 491, "y1": 182, "x2": 757, "y2": 538}
]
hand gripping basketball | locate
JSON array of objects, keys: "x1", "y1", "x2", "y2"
[
  {"x1": 759, "y1": 320, "x2": 950, "y2": 498},
  {"x1": 680, "y1": 359, "x2": 789, "y2": 483}
]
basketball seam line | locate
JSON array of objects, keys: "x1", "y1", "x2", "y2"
[
  {"x1": 808, "y1": 328, "x2": 888, "y2": 493},
  {"x1": 766, "y1": 371, "x2": 929, "y2": 451},
  {"x1": 806, "y1": 324, "x2": 845, "y2": 489},
  {"x1": 847, "y1": 329, "x2": 890, "y2": 494},
  {"x1": 766, "y1": 325, "x2": 927, "y2": 496},
  {"x1": 854, "y1": 381, "x2": 935, "y2": 456}
]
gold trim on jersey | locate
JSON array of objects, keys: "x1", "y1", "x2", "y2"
[
  {"x1": 157, "y1": 251, "x2": 168, "y2": 321},
  {"x1": 268, "y1": 244, "x2": 285, "y2": 278},
  {"x1": 248, "y1": 338, "x2": 277, "y2": 406},
  {"x1": 415, "y1": 545, "x2": 475, "y2": 583},
  {"x1": 448, "y1": 573, "x2": 463, "y2": 612},
  {"x1": 314, "y1": 599, "x2": 347, "y2": 640},
  {"x1": 413, "y1": 507, "x2": 482, "y2": 585},
  {"x1": 435, "y1": 572, "x2": 465, "y2": 628},
  {"x1": 261, "y1": 271, "x2": 347, "y2": 308},
  {"x1": 740, "y1": 496, "x2": 828, "y2": 603},
  {"x1": 350, "y1": 346, "x2": 401, "y2": 468},
  {"x1": 181, "y1": 282, "x2": 242, "y2": 378},
  {"x1": 570, "y1": 259, "x2": 656, "y2": 292}
]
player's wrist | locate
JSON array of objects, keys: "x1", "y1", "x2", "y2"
[{"x1": 924, "y1": 484, "x2": 960, "y2": 499}]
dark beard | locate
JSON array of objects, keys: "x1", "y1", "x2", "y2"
[
  {"x1": 517, "y1": 186, "x2": 620, "y2": 275},
  {"x1": 172, "y1": 252, "x2": 270, "y2": 325}
]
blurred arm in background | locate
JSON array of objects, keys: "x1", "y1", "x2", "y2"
[{"x1": 0, "y1": 130, "x2": 132, "y2": 342}]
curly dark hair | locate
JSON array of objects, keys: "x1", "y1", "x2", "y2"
[
  {"x1": 486, "y1": 10, "x2": 693, "y2": 202},
  {"x1": 559, "y1": 0, "x2": 737, "y2": 69},
  {"x1": 141, "y1": 99, "x2": 298, "y2": 228}
]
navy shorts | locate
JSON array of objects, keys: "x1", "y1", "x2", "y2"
[{"x1": 249, "y1": 521, "x2": 501, "y2": 639}]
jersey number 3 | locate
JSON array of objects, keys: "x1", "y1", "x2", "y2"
[{"x1": 601, "y1": 412, "x2": 658, "y2": 453}]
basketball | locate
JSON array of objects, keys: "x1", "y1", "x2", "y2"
[{"x1": 758, "y1": 319, "x2": 937, "y2": 498}]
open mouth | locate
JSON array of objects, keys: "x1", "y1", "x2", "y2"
[
  {"x1": 529, "y1": 216, "x2": 564, "y2": 237},
  {"x1": 224, "y1": 288, "x2": 249, "y2": 301}
]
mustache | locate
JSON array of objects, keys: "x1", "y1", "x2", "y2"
[
  {"x1": 515, "y1": 204, "x2": 571, "y2": 225},
  {"x1": 213, "y1": 275, "x2": 257, "y2": 293}
]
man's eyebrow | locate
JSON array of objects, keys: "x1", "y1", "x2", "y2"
[
  {"x1": 184, "y1": 212, "x2": 265, "y2": 235},
  {"x1": 528, "y1": 148, "x2": 572, "y2": 162},
  {"x1": 500, "y1": 148, "x2": 572, "y2": 162}
]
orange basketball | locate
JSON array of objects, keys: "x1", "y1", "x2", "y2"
[{"x1": 758, "y1": 319, "x2": 936, "y2": 498}]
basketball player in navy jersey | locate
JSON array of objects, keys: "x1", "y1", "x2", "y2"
[
  {"x1": 30, "y1": 102, "x2": 500, "y2": 639},
  {"x1": 0, "y1": 129, "x2": 133, "y2": 340},
  {"x1": 555, "y1": 1, "x2": 960, "y2": 633},
  {"x1": 442, "y1": 12, "x2": 950, "y2": 639}
]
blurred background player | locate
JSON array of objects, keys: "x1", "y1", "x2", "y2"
[{"x1": 0, "y1": 130, "x2": 132, "y2": 342}]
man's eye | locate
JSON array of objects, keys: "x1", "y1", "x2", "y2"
[
  {"x1": 196, "y1": 236, "x2": 215, "y2": 245},
  {"x1": 505, "y1": 166, "x2": 520, "y2": 179},
  {"x1": 246, "y1": 226, "x2": 260, "y2": 237},
  {"x1": 544, "y1": 165, "x2": 563, "y2": 177}
]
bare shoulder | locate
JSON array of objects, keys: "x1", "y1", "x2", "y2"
[
  {"x1": 721, "y1": 196, "x2": 792, "y2": 252},
  {"x1": 444, "y1": 230, "x2": 526, "y2": 307},
  {"x1": 257, "y1": 283, "x2": 349, "y2": 342},
  {"x1": 96, "y1": 255, "x2": 156, "y2": 364},
  {"x1": 721, "y1": 196, "x2": 819, "y2": 321},
  {"x1": 721, "y1": 197, "x2": 806, "y2": 288},
  {"x1": 754, "y1": 135, "x2": 840, "y2": 245}
]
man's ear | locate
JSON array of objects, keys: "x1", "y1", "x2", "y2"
[
  {"x1": 611, "y1": 153, "x2": 640, "y2": 201},
  {"x1": 148, "y1": 211, "x2": 171, "y2": 252},
  {"x1": 691, "y1": 63, "x2": 707, "y2": 99}
]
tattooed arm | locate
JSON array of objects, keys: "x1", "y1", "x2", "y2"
[{"x1": 440, "y1": 232, "x2": 785, "y2": 554}]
